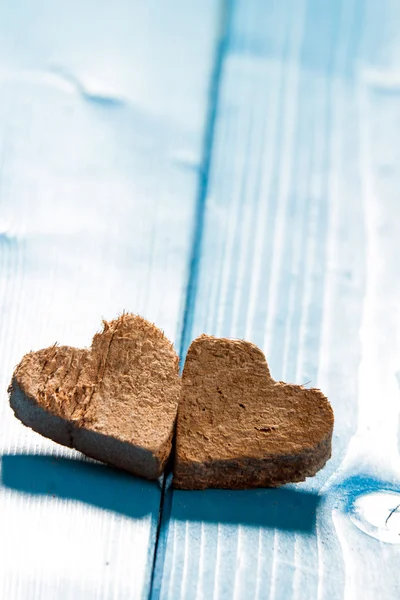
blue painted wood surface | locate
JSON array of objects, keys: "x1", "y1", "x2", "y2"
[
  {"x1": 1, "y1": 0, "x2": 400, "y2": 598},
  {"x1": 154, "y1": 1, "x2": 400, "y2": 599},
  {"x1": 0, "y1": 1, "x2": 218, "y2": 598}
]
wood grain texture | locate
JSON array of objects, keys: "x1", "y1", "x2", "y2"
[
  {"x1": 0, "y1": 1, "x2": 218, "y2": 598},
  {"x1": 154, "y1": 0, "x2": 400, "y2": 598}
]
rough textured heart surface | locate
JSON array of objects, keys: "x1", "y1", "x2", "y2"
[
  {"x1": 9, "y1": 314, "x2": 180, "y2": 479},
  {"x1": 174, "y1": 335, "x2": 334, "y2": 489}
]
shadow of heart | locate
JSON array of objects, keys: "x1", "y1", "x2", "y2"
[
  {"x1": 2, "y1": 453, "x2": 320, "y2": 532},
  {"x1": 170, "y1": 486, "x2": 320, "y2": 532},
  {"x1": 1, "y1": 453, "x2": 159, "y2": 519}
]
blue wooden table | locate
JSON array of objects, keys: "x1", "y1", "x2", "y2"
[{"x1": 1, "y1": 1, "x2": 399, "y2": 598}]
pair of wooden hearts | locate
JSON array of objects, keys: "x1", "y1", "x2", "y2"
[{"x1": 9, "y1": 314, "x2": 334, "y2": 489}]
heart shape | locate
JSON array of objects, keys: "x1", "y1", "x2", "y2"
[
  {"x1": 9, "y1": 314, "x2": 180, "y2": 479},
  {"x1": 174, "y1": 335, "x2": 334, "y2": 489}
]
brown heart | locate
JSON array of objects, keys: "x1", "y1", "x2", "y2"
[
  {"x1": 174, "y1": 335, "x2": 334, "y2": 489},
  {"x1": 9, "y1": 314, "x2": 180, "y2": 479}
]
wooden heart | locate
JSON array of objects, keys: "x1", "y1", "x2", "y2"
[
  {"x1": 9, "y1": 314, "x2": 180, "y2": 479},
  {"x1": 174, "y1": 335, "x2": 334, "y2": 489}
]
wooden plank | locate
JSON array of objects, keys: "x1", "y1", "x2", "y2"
[
  {"x1": 0, "y1": 1, "x2": 218, "y2": 598},
  {"x1": 154, "y1": 1, "x2": 400, "y2": 598}
]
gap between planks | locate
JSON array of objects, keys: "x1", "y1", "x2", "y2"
[{"x1": 148, "y1": 1, "x2": 235, "y2": 598}]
